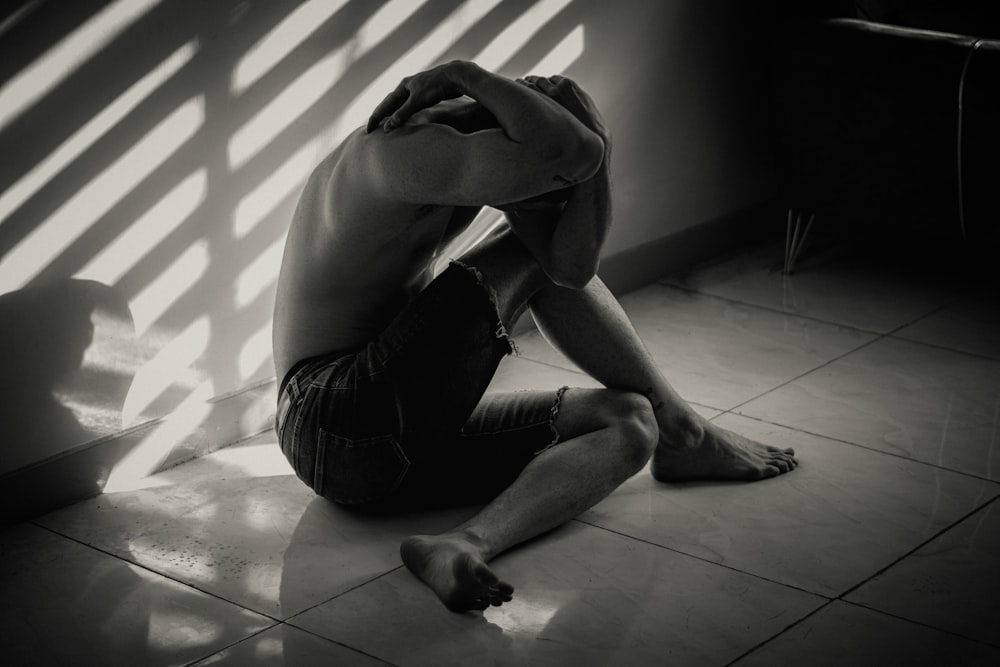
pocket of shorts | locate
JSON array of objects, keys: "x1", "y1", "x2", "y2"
[{"x1": 315, "y1": 429, "x2": 410, "y2": 505}]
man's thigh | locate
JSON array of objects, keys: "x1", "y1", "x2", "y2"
[
  {"x1": 384, "y1": 389, "x2": 562, "y2": 509},
  {"x1": 383, "y1": 387, "x2": 627, "y2": 510}
]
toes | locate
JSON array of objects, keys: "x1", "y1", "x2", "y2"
[
  {"x1": 470, "y1": 559, "x2": 499, "y2": 586},
  {"x1": 765, "y1": 444, "x2": 797, "y2": 458},
  {"x1": 777, "y1": 450, "x2": 798, "y2": 468},
  {"x1": 486, "y1": 579, "x2": 513, "y2": 607},
  {"x1": 769, "y1": 449, "x2": 800, "y2": 473},
  {"x1": 762, "y1": 464, "x2": 781, "y2": 478}
]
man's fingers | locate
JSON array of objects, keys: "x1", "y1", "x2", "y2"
[
  {"x1": 367, "y1": 83, "x2": 410, "y2": 133},
  {"x1": 383, "y1": 95, "x2": 423, "y2": 132},
  {"x1": 367, "y1": 87, "x2": 408, "y2": 132},
  {"x1": 532, "y1": 76, "x2": 555, "y2": 94}
]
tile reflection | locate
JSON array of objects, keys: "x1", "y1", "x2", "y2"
[{"x1": 0, "y1": 524, "x2": 270, "y2": 667}]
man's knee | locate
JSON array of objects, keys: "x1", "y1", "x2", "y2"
[{"x1": 598, "y1": 390, "x2": 658, "y2": 472}]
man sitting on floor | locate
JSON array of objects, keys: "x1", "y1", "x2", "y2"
[{"x1": 272, "y1": 60, "x2": 797, "y2": 613}]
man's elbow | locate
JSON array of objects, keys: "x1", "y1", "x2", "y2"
[
  {"x1": 543, "y1": 128, "x2": 603, "y2": 188},
  {"x1": 580, "y1": 129, "x2": 605, "y2": 176},
  {"x1": 563, "y1": 129, "x2": 604, "y2": 184}
]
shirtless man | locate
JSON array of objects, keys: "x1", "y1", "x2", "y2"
[{"x1": 273, "y1": 61, "x2": 797, "y2": 613}]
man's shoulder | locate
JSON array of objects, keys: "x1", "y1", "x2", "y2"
[{"x1": 301, "y1": 128, "x2": 443, "y2": 233}]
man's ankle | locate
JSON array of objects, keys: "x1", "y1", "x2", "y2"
[{"x1": 659, "y1": 413, "x2": 705, "y2": 449}]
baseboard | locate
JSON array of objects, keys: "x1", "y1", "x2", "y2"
[
  {"x1": 2, "y1": 200, "x2": 777, "y2": 526},
  {"x1": 0, "y1": 378, "x2": 277, "y2": 525},
  {"x1": 599, "y1": 200, "x2": 777, "y2": 295}
]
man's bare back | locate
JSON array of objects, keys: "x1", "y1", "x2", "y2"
[{"x1": 272, "y1": 125, "x2": 464, "y2": 381}]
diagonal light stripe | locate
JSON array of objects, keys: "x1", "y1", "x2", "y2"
[
  {"x1": 238, "y1": 321, "x2": 274, "y2": 381},
  {"x1": 228, "y1": 0, "x2": 429, "y2": 169},
  {"x1": 0, "y1": 96, "x2": 205, "y2": 291},
  {"x1": 234, "y1": 235, "x2": 285, "y2": 309},
  {"x1": 472, "y1": 0, "x2": 572, "y2": 72},
  {"x1": 122, "y1": 315, "x2": 211, "y2": 425},
  {"x1": 524, "y1": 23, "x2": 584, "y2": 75},
  {"x1": 128, "y1": 237, "x2": 209, "y2": 336},
  {"x1": 0, "y1": 0, "x2": 162, "y2": 129},
  {"x1": 328, "y1": 0, "x2": 504, "y2": 147},
  {"x1": 76, "y1": 168, "x2": 207, "y2": 286},
  {"x1": 104, "y1": 377, "x2": 215, "y2": 493},
  {"x1": 232, "y1": 0, "x2": 350, "y2": 95},
  {"x1": 0, "y1": 41, "x2": 198, "y2": 226},
  {"x1": 233, "y1": 138, "x2": 320, "y2": 238}
]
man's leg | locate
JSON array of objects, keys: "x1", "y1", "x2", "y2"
[
  {"x1": 527, "y1": 280, "x2": 798, "y2": 481},
  {"x1": 401, "y1": 387, "x2": 656, "y2": 612},
  {"x1": 399, "y1": 228, "x2": 658, "y2": 612}
]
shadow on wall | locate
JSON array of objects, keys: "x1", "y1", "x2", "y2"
[
  {"x1": 0, "y1": 0, "x2": 598, "y2": 483},
  {"x1": 0, "y1": 279, "x2": 138, "y2": 474}
]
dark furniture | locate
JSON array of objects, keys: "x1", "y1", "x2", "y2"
[{"x1": 772, "y1": 2, "x2": 1000, "y2": 272}]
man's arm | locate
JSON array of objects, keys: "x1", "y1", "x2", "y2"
[
  {"x1": 502, "y1": 76, "x2": 612, "y2": 289},
  {"x1": 503, "y1": 160, "x2": 610, "y2": 289},
  {"x1": 356, "y1": 61, "x2": 604, "y2": 207}
]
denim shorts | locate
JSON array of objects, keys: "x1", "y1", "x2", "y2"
[{"x1": 275, "y1": 262, "x2": 566, "y2": 511}]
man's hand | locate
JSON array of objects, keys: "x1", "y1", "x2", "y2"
[
  {"x1": 518, "y1": 75, "x2": 610, "y2": 147},
  {"x1": 367, "y1": 60, "x2": 473, "y2": 133}
]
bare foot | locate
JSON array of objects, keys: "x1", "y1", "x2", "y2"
[
  {"x1": 400, "y1": 532, "x2": 514, "y2": 613},
  {"x1": 652, "y1": 419, "x2": 797, "y2": 482}
]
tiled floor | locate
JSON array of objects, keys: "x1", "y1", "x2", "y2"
[{"x1": 3, "y1": 237, "x2": 1000, "y2": 666}]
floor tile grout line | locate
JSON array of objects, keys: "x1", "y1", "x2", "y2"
[
  {"x1": 181, "y1": 621, "x2": 403, "y2": 667},
  {"x1": 715, "y1": 294, "x2": 966, "y2": 417},
  {"x1": 655, "y1": 274, "x2": 994, "y2": 362},
  {"x1": 721, "y1": 413, "x2": 1000, "y2": 485},
  {"x1": 722, "y1": 599, "x2": 835, "y2": 667},
  {"x1": 569, "y1": 517, "x2": 833, "y2": 601},
  {"x1": 834, "y1": 494, "x2": 1000, "y2": 602},
  {"x1": 28, "y1": 520, "x2": 284, "y2": 624},
  {"x1": 838, "y1": 598, "x2": 1000, "y2": 651},
  {"x1": 722, "y1": 333, "x2": 887, "y2": 416},
  {"x1": 573, "y1": 490, "x2": 1000, "y2": 663},
  {"x1": 722, "y1": 495, "x2": 1000, "y2": 665},
  {"x1": 182, "y1": 625, "x2": 276, "y2": 667},
  {"x1": 887, "y1": 331, "x2": 1000, "y2": 364},
  {"x1": 651, "y1": 281, "x2": 888, "y2": 336},
  {"x1": 283, "y1": 564, "x2": 407, "y2": 625},
  {"x1": 271, "y1": 621, "x2": 404, "y2": 667}
]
